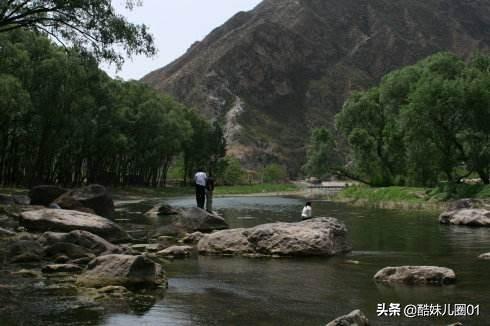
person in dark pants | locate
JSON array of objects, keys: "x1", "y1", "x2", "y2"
[
  {"x1": 205, "y1": 174, "x2": 215, "y2": 212},
  {"x1": 194, "y1": 168, "x2": 207, "y2": 209}
]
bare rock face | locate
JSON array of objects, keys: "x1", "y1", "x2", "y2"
[
  {"x1": 19, "y1": 209, "x2": 129, "y2": 242},
  {"x1": 142, "y1": 0, "x2": 490, "y2": 172},
  {"x1": 198, "y1": 217, "x2": 351, "y2": 257},
  {"x1": 76, "y1": 254, "x2": 166, "y2": 289},
  {"x1": 374, "y1": 266, "x2": 456, "y2": 285},
  {"x1": 326, "y1": 310, "x2": 370, "y2": 326},
  {"x1": 439, "y1": 209, "x2": 490, "y2": 227}
]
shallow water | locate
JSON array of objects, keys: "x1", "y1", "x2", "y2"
[{"x1": 2, "y1": 196, "x2": 490, "y2": 325}]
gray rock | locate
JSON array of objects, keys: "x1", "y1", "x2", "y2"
[
  {"x1": 145, "y1": 204, "x2": 179, "y2": 218},
  {"x1": 374, "y1": 266, "x2": 456, "y2": 285},
  {"x1": 44, "y1": 242, "x2": 96, "y2": 260},
  {"x1": 29, "y1": 185, "x2": 67, "y2": 206},
  {"x1": 42, "y1": 264, "x2": 83, "y2": 274},
  {"x1": 60, "y1": 184, "x2": 114, "y2": 217},
  {"x1": 76, "y1": 254, "x2": 166, "y2": 288},
  {"x1": 326, "y1": 310, "x2": 370, "y2": 326},
  {"x1": 198, "y1": 217, "x2": 351, "y2": 257},
  {"x1": 448, "y1": 198, "x2": 484, "y2": 210},
  {"x1": 439, "y1": 209, "x2": 490, "y2": 226},
  {"x1": 478, "y1": 253, "x2": 490, "y2": 260},
  {"x1": 19, "y1": 209, "x2": 129, "y2": 242},
  {"x1": 182, "y1": 231, "x2": 204, "y2": 244},
  {"x1": 0, "y1": 227, "x2": 15, "y2": 237},
  {"x1": 153, "y1": 207, "x2": 228, "y2": 236},
  {"x1": 7, "y1": 240, "x2": 43, "y2": 263},
  {"x1": 39, "y1": 230, "x2": 122, "y2": 256},
  {"x1": 12, "y1": 195, "x2": 30, "y2": 205},
  {"x1": 157, "y1": 245, "x2": 193, "y2": 258}
]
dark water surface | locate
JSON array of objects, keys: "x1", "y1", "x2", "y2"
[{"x1": 3, "y1": 196, "x2": 490, "y2": 325}]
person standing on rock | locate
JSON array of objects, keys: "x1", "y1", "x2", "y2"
[
  {"x1": 301, "y1": 202, "x2": 312, "y2": 220},
  {"x1": 194, "y1": 168, "x2": 207, "y2": 209},
  {"x1": 205, "y1": 174, "x2": 215, "y2": 212}
]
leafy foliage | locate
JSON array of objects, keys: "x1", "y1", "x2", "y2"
[
  {"x1": 0, "y1": 0, "x2": 155, "y2": 66},
  {"x1": 307, "y1": 52, "x2": 490, "y2": 186},
  {"x1": 0, "y1": 29, "x2": 224, "y2": 187}
]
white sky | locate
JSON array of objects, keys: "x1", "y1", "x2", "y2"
[{"x1": 103, "y1": 0, "x2": 262, "y2": 80}]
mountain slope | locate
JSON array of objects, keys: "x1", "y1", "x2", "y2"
[{"x1": 142, "y1": 0, "x2": 490, "y2": 173}]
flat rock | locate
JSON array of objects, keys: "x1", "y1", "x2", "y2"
[
  {"x1": 374, "y1": 266, "x2": 456, "y2": 285},
  {"x1": 198, "y1": 217, "x2": 351, "y2": 257},
  {"x1": 439, "y1": 209, "x2": 490, "y2": 226},
  {"x1": 326, "y1": 310, "x2": 370, "y2": 326},
  {"x1": 152, "y1": 207, "x2": 228, "y2": 236},
  {"x1": 40, "y1": 230, "x2": 122, "y2": 256},
  {"x1": 478, "y1": 253, "x2": 490, "y2": 260},
  {"x1": 76, "y1": 254, "x2": 166, "y2": 288},
  {"x1": 42, "y1": 264, "x2": 83, "y2": 274},
  {"x1": 19, "y1": 209, "x2": 129, "y2": 242},
  {"x1": 157, "y1": 245, "x2": 193, "y2": 258}
]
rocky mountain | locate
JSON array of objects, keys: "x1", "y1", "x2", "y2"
[{"x1": 142, "y1": 0, "x2": 490, "y2": 174}]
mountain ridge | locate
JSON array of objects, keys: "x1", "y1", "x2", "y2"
[{"x1": 142, "y1": 0, "x2": 490, "y2": 174}]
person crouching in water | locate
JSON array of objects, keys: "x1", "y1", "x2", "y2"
[
  {"x1": 206, "y1": 174, "x2": 215, "y2": 213},
  {"x1": 301, "y1": 202, "x2": 312, "y2": 220},
  {"x1": 194, "y1": 168, "x2": 207, "y2": 209}
]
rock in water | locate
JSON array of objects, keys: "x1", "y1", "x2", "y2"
[
  {"x1": 156, "y1": 245, "x2": 193, "y2": 258},
  {"x1": 29, "y1": 185, "x2": 67, "y2": 206},
  {"x1": 374, "y1": 266, "x2": 456, "y2": 285},
  {"x1": 19, "y1": 209, "x2": 129, "y2": 242},
  {"x1": 478, "y1": 253, "x2": 490, "y2": 260},
  {"x1": 152, "y1": 207, "x2": 228, "y2": 236},
  {"x1": 56, "y1": 184, "x2": 114, "y2": 217},
  {"x1": 76, "y1": 254, "x2": 166, "y2": 288},
  {"x1": 198, "y1": 217, "x2": 351, "y2": 257},
  {"x1": 439, "y1": 209, "x2": 490, "y2": 227},
  {"x1": 40, "y1": 230, "x2": 122, "y2": 256},
  {"x1": 326, "y1": 310, "x2": 370, "y2": 326}
]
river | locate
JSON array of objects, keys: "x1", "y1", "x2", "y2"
[{"x1": 1, "y1": 196, "x2": 489, "y2": 325}]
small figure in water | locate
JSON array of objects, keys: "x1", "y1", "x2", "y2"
[
  {"x1": 194, "y1": 168, "x2": 207, "y2": 209},
  {"x1": 301, "y1": 202, "x2": 312, "y2": 220},
  {"x1": 205, "y1": 174, "x2": 215, "y2": 212}
]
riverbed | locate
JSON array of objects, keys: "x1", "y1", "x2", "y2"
[{"x1": 1, "y1": 196, "x2": 489, "y2": 325}]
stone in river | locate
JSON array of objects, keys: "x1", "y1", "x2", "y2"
[
  {"x1": 439, "y1": 209, "x2": 490, "y2": 227},
  {"x1": 374, "y1": 266, "x2": 456, "y2": 285},
  {"x1": 325, "y1": 309, "x2": 370, "y2": 326}
]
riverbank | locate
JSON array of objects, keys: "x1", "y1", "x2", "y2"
[{"x1": 331, "y1": 185, "x2": 490, "y2": 211}]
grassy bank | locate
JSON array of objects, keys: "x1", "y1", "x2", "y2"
[{"x1": 334, "y1": 184, "x2": 490, "y2": 210}]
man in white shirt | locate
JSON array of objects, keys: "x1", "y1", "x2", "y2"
[
  {"x1": 301, "y1": 202, "x2": 312, "y2": 220},
  {"x1": 194, "y1": 168, "x2": 207, "y2": 209}
]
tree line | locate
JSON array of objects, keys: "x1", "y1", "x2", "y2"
[
  {"x1": 0, "y1": 29, "x2": 225, "y2": 187},
  {"x1": 305, "y1": 52, "x2": 490, "y2": 186}
]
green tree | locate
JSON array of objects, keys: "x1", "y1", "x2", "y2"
[
  {"x1": 222, "y1": 157, "x2": 245, "y2": 185},
  {"x1": 261, "y1": 163, "x2": 288, "y2": 183},
  {"x1": 303, "y1": 127, "x2": 342, "y2": 179},
  {"x1": 0, "y1": 0, "x2": 155, "y2": 65}
]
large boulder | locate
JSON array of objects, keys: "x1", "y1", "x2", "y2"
[
  {"x1": 439, "y1": 209, "x2": 490, "y2": 227},
  {"x1": 19, "y1": 209, "x2": 129, "y2": 242},
  {"x1": 56, "y1": 184, "x2": 114, "y2": 217},
  {"x1": 198, "y1": 217, "x2": 351, "y2": 257},
  {"x1": 40, "y1": 230, "x2": 122, "y2": 256},
  {"x1": 152, "y1": 207, "x2": 228, "y2": 236},
  {"x1": 326, "y1": 310, "x2": 370, "y2": 326},
  {"x1": 374, "y1": 266, "x2": 456, "y2": 285},
  {"x1": 29, "y1": 185, "x2": 67, "y2": 206},
  {"x1": 76, "y1": 254, "x2": 166, "y2": 288}
]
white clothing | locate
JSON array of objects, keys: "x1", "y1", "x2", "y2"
[
  {"x1": 194, "y1": 171, "x2": 207, "y2": 186},
  {"x1": 301, "y1": 205, "x2": 312, "y2": 218}
]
